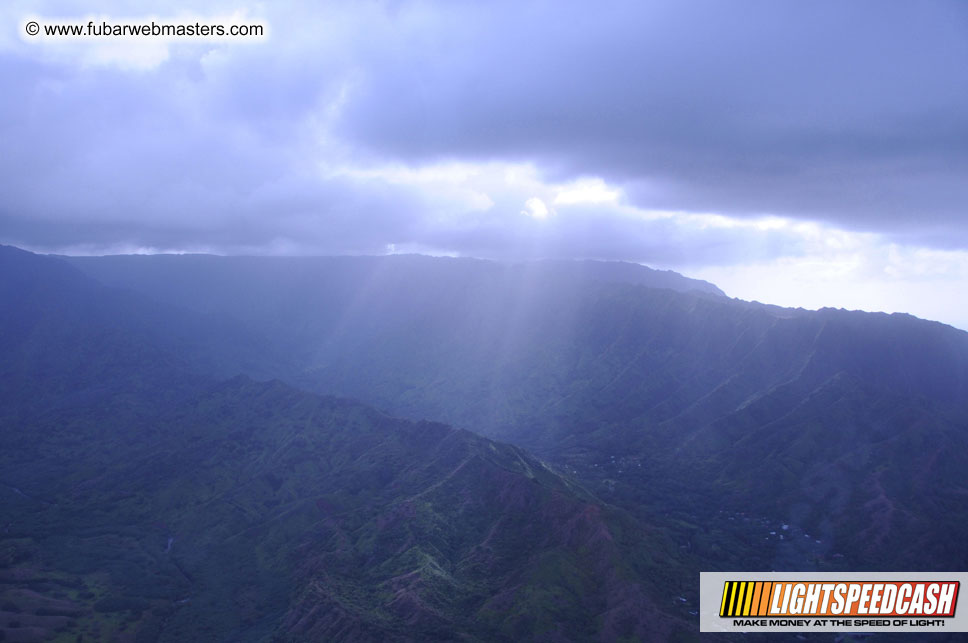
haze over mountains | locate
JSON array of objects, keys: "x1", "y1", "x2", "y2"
[
  {"x1": 5, "y1": 2, "x2": 967, "y2": 641},
  {"x1": 4, "y1": 244, "x2": 968, "y2": 641}
]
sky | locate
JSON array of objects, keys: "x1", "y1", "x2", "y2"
[{"x1": 3, "y1": 1, "x2": 968, "y2": 329}]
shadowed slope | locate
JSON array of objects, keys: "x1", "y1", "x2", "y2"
[
  {"x1": 60, "y1": 249, "x2": 968, "y2": 578},
  {"x1": 0, "y1": 247, "x2": 686, "y2": 641}
]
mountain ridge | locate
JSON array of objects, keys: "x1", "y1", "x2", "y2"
[
  {"x1": 50, "y1": 247, "x2": 968, "y2": 578},
  {"x1": 6, "y1": 244, "x2": 968, "y2": 640},
  {"x1": 0, "y1": 245, "x2": 691, "y2": 641}
]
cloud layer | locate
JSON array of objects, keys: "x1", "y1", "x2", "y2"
[{"x1": 2, "y1": 0, "x2": 967, "y2": 326}]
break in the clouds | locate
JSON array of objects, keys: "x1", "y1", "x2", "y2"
[
  {"x1": 338, "y1": 1, "x2": 968, "y2": 235},
  {"x1": 2, "y1": 0, "x2": 968, "y2": 328}
]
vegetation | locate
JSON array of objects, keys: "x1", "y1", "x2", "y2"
[{"x1": 4, "y1": 245, "x2": 968, "y2": 640}]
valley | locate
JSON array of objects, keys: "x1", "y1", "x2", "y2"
[{"x1": 2, "y1": 246, "x2": 967, "y2": 641}]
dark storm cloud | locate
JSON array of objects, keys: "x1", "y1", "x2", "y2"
[
  {"x1": 2, "y1": 0, "x2": 966, "y2": 258},
  {"x1": 0, "y1": 45, "x2": 419, "y2": 254},
  {"x1": 337, "y1": 0, "x2": 968, "y2": 240}
]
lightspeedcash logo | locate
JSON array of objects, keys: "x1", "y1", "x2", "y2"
[
  {"x1": 700, "y1": 572, "x2": 967, "y2": 633},
  {"x1": 719, "y1": 580, "x2": 958, "y2": 618}
]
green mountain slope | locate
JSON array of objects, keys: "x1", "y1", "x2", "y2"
[
  {"x1": 1, "y1": 247, "x2": 690, "y2": 642},
  {"x1": 59, "y1": 250, "x2": 968, "y2": 579},
  {"x1": 3, "y1": 377, "x2": 686, "y2": 641}
]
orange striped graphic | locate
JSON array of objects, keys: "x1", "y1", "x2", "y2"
[{"x1": 721, "y1": 581, "x2": 772, "y2": 616}]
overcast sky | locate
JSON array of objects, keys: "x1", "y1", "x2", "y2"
[{"x1": 3, "y1": 1, "x2": 968, "y2": 328}]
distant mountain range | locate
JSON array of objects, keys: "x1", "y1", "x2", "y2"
[{"x1": 3, "y1": 244, "x2": 968, "y2": 641}]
